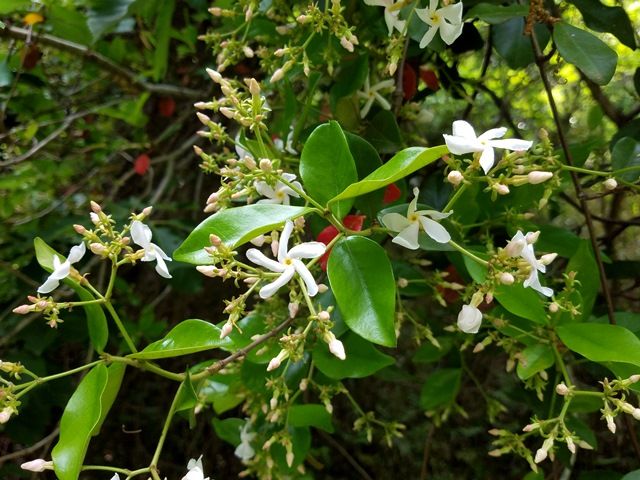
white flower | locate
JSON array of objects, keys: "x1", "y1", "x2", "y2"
[
  {"x1": 325, "y1": 331, "x2": 346, "y2": 360},
  {"x1": 254, "y1": 173, "x2": 303, "y2": 205},
  {"x1": 182, "y1": 455, "x2": 209, "y2": 480},
  {"x1": 110, "y1": 475, "x2": 120, "y2": 480},
  {"x1": 38, "y1": 242, "x2": 86, "y2": 294},
  {"x1": 443, "y1": 120, "x2": 533, "y2": 174},
  {"x1": 364, "y1": 0, "x2": 406, "y2": 35},
  {"x1": 457, "y1": 304, "x2": 482, "y2": 333},
  {"x1": 130, "y1": 220, "x2": 172, "y2": 279},
  {"x1": 416, "y1": 0, "x2": 464, "y2": 48},
  {"x1": 381, "y1": 187, "x2": 451, "y2": 250},
  {"x1": 0, "y1": 407, "x2": 12, "y2": 423},
  {"x1": 356, "y1": 76, "x2": 395, "y2": 118},
  {"x1": 247, "y1": 220, "x2": 326, "y2": 298},
  {"x1": 505, "y1": 231, "x2": 553, "y2": 297},
  {"x1": 234, "y1": 421, "x2": 256, "y2": 462},
  {"x1": 20, "y1": 459, "x2": 53, "y2": 472}
]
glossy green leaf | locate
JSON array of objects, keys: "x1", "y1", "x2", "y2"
[
  {"x1": 494, "y1": 19, "x2": 550, "y2": 69},
  {"x1": 569, "y1": 0, "x2": 636, "y2": 49},
  {"x1": 212, "y1": 417, "x2": 244, "y2": 446},
  {"x1": 466, "y1": 3, "x2": 529, "y2": 24},
  {"x1": 34, "y1": 238, "x2": 109, "y2": 353},
  {"x1": 364, "y1": 110, "x2": 403, "y2": 153},
  {"x1": 222, "y1": 313, "x2": 280, "y2": 364},
  {"x1": 201, "y1": 374, "x2": 244, "y2": 414},
  {"x1": 313, "y1": 331, "x2": 395, "y2": 379},
  {"x1": 557, "y1": 323, "x2": 640, "y2": 366},
  {"x1": 328, "y1": 236, "x2": 396, "y2": 347},
  {"x1": 516, "y1": 344, "x2": 554, "y2": 380},
  {"x1": 330, "y1": 146, "x2": 447, "y2": 204},
  {"x1": 554, "y1": 22, "x2": 617, "y2": 85},
  {"x1": 129, "y1": 319, "x2": 234, "y2": 360},
  {"x1": 566, "y1": 240, "x2": 599, "y2": 320},
  {"x1": 420, "y1": 368, "x2": 462, "y2": 411},
  {"x1": 173, "y1": 204, "x2": 310, "y2": 265},
  {"x1": 48, "y1": 4, "x2": 93, "y2": 45},
  {"x1": 611, "y1": 137, "x2": 640, "y2": 182},
  {"x1": 91, "y1": 363, "x2": 126, "y2": 436},
  {"x1": 52, "y1": 364, "x2": 109, "y2": 480},
  {"x1": 87, "y1": 0, "x2": 135, "y2": 40},
  {"x1": 494, "y1": 283, "x2": 548, "y2": 324},
  {"x1": 299, "y1": 121, "x2": 358, "y2": 218},
  {"x1": 330, "y1": 54, "x2": 369, "y2": 104},
  {"x1": 346, "y1": 132, "x2": 385, "y2": 219},
  {"x1": 288, "y1": 404, "x2": 334, "y2": 433},
  {"x1": 175, "y1": 373, "x2": 199, "y2": 413}
]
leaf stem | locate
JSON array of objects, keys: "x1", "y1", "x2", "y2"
[
  {"x1": 149, "y1": 382, "x2": 184, "y2": 472},
  {"x1": 448, "y1": 240, "x2": 489, "y2": 266},
  {"x1": 443, "y1": 183, "x2": 468, "y2": 212}
]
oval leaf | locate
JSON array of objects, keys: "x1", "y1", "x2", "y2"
[
  {"x1": 420, "y1": 368, "x2": 462, "y2": 411},
  {"x1": 34, "y1": 238, "x2": 109, "y2": 353},
  {"x1": 52, "y1": 364, "x2": 109, "y2": 480},
  {"x1": 328, "y1": 236, "x2": 396, "y2": 347},
  {"x1": 313, "y1": 331, "x2": 395, "y2": 379},
  {"x1": 330, "y1": 145, "x2": 447, "y2": 204},
  {"x1": 300, "y1": 121, "x2": 358, "y2": 218},
  {"x1": 466, "y1": 3, "x2": 529, "y2": 24},
  {"x1": 129, "y1": 319, "x2": 234, "y2": 360},
  {"x1": 554, "y1": 22, "x2": 617, "y2": 85},
  {"x1": 173, "y1": 204, "x2": 310, "y2": 265},
  {"x1": 516, "y1": 344, "x2": 554, "y2": 380},
  {"x1": 288, "y1": 404, "x2": 335, "y2": 433},
  {"x1": 557, "y1": 323, "x2": 640, "y2": 366},
  {"x1": 494, "y1": 283, "x2": 548, "y2": 324}
]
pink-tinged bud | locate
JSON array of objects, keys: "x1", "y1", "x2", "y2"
[
  {"x1": 243, "y1": 46, "x2": 255, "y2": 58},
  {"x1": 89, "y1": 212, "x2": 100, "y2": 225},
  {"x1": 549, "y1": 302, "x2": 559, "y2": 313},
  {"x1": 259, "y1": 158, "x2": 272, "y2": 172},
  {"x1": 36, "y1": 300, "x2": 48, "y2": 309},
  {"x1": 250, "y1": 235, "x2": 265, "y2": 247},
  {"x1": 340, "y1": 36, "x2": 354, "y2": 52},
  {"x1": 196, "y1": 266, "x2": 218, "y2": 278},
  {"x1": 90, "y1": 200, "x2": 102, "y2": 213},
  {"x1": 485, "y1": 292, "x2": 493, "y2": 304},
  {"x1": 296, "y1": 14, "x2": 310, "y2": 23},
  {"x1": 73, "y1": 224, "x2": 86, "y2": 234},
  {"x1": 526, "y1": 231, "x2": 540, "y2": 244},
  {"x1": 243, "y1": 277, "x2": 258, "y2": 285},
  {"x1": 193, "y1": 102, "x2": 208, "y2": 109},
  {"x1": 447, "y1": 170, "x2": 464, "y2": 186},
  {"x1": 121, "y1": 237, "x2": 130, "y2": 245},
  {"x1": 504, "y1": 238, "x2": 526, "y2": 257},
  {"x1": 203, "y1": 203, "x2": 217, "y2": 213},
  {"x1": 317, "y1": 283, "x2": 328, "y2": 293},
  {"x1": 270, "y1": 239, "x2": 279, "y2": 258},
  {"x1": 196, "y1": 112, "x2": 211, "y2": 125},
  {"x1": 499, "y1": 272, "x2": 515, "y2": 285},
  {"x1": 317, "y1": 311, "x2": 331, "y2": 322},
  {"x1": 247, "y1": 78, "x2": 260, "y2": 97},
  {"x1": 21, "y1": 459, "x2": 52, "y2": 472},
  {"x1": 27, "y1": 295, "x2": 39, "y2": 303},
  {"x1": 603, "y1": 178, "x2": 618, "y2": 191},
  {"x1": 328, "y1": 335, "x2": 346, "y2": 360},
  {"x1": 522, "y1": 423, "x2": 537, "y2": 432},
  {"x1": 242, "y1": 155, "x2": 257, "y2": 170},
  {"x1": 13, "y1": 305, "x2": 32, "y2": 315},
  {"x1": 540, "y1": 253, "x2": 557, "y2": 265},
  {"x1": 220, "y1": 84, "x2": 233, "y2": 97},
  {"x1": 89, "y1": 243, "x2": 107, "y2": 255},
  {"x1": 495, "y1": 184, "x2": 510, "y2": 195},
  {"x1": 142, "y1": 206, "x2": 153, "y2": 217},
  {"x1": 196, "y1": 130, "x2": 211, "y2": 139},
  {"x1": 266, "y1": 350, "x2": 288, "y2": 372},
  {"x1": 527, "y1": 171, "x2": 553, "y2": 184},
  {"x1": 219, "y1": 107, "x2": 235, "y2": 119},
  {"x1": 555, "y1": 383, "x2": 570, "y2": 396},
  {"x1": 566, "y1": 437, "x2": 576, "y2": 454},
  {"x1": 220, "y1": 322, "x2": 233, "y2": 339},
  {"x1": 0, "y1": 407, "x2": 12, "y2": 423},
  {"x1": 208, "y1": 7, "x2": 222, "y2": 16},
  {"x1": 207, "y1": 192, "x2": 219, "y2": 205},
  {"x1": 299, "y1": 378, "x2": 308, "y2": 391},
  {"x1": 209, "y1": 234, "x2": 222, "y2": 246},
  {"x1": 294, "y1": 216, "x2": 306, "y2": 229},
  {"x1": 270, "y1": 68, "x2": 284, "y2": 83},
  {"x1": 534, "y1": 446, "x2": 548, "y2": 464},
  {"x1": 206, "y1": 68, "x2": 223, "y2": 83},
  {"x1": 288, "y1": 302, "x2": 299, "y2": 318}
]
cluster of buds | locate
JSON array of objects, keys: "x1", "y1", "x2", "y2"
[
  {"x1": 0, "y1": 388, "x2": 19, "y2": 424},
  {"x1": 14, "y1": 295, "x2": 63, "y2": 328},
  {"x1": 0, "y1": 360, "x2": 25, "y2": 379},
  {"x1": 197, "y1": 234, "x2": 237, "y2": 269},
  {"x1": 316, "y1": 310, "x2": 346, "y2": 360},
  {"x1": 599, "y1": 375, "x2": 640, "y2": 433}
]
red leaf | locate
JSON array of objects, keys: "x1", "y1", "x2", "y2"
[
  {"x1": 317, "y1": 215, "x2": 366, "y2": 270},
  {"x1": 134, "y1": 154, "x2": 151, "y2": 176},
  {"x1": 383, "y1": 184, "x2": 402, "y2": 204},
  {"x1": 419, "y1": 68, "x2": 440, "y2": 91},
  {"x1": 402, "y1": 63, "x2": 417, "y2": 100},
  {"x1": 158, "y1": 97, "x2": 176, "y2": 118}
]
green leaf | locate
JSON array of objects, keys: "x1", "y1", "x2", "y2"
[
  {"x1": 557, "y1": 323, "x2": 640, "y2": 366},
  {"x1": 0, "y1": 0, "x2": 29, "y2": 14},
  {"x1": 364, "y1": 110, "x2": 403, "y2": 154},
  {"x1": 554, "y1": 22, "x2": 617, "y2": 85},
  {"x1": 34, "y1": 238, "x2": 109, "y2": 353},
  {"x1": 493, "y1": 19, "x2": 550, "y2": 69},
  {"x1": 569, "y1": 0, "x2": 636, "y2": 49},
  {"x1": 129, "y1": 319, "x2": 234, "y2": 360},
  {"x1": 622, "y1": 470, "x2": 640, "y2": 480},
  {"x1": 151, "y1": 0, "x2": 175, "y2": 81},
  {"x1": 201, "y1": 374, "x2": 244, "y2": 413},
  {"x1": 0, "y1": 60, "x2": 12, "y2": 88},
  {"x1": 328, "y1": 236, "x2": 396, "y2": 347},
  {"x1": 91, "y1": 363, "x2": 126, "y2": 436},
  {"x1": 345, "y1": 132, "x2": 385, "y2": 219},
  {"x1": 566, "y1": 240, "x2": 599, "y2": 320},
  {"x1": 299, "y1": 121, "x2": 358, "y2": 218},
  {"x1": 98, "y1": 94, "x2": 150, "y2": 127},
  {"x1": 330, "y1": 146, "x2": 447, "y2": 204},
  {"x1": 288, "y1": 404, "x2": 334, "y2": 433},
  {"x1": 420, "y1": 368, "x2": 462, "y2": 411},
  {"x1": 466, "y1": 3, "x2": 529, "y2": 24},
  {"x1": 611, "y1": 137, "x2": 640, "y2": 182},
  {"x1": 330, "y1": 54, "x2": 369, "y2": 105},
  {"x1": 52, "y1": 364, "x2": 109, "y2": 480},
  {"x1": 175, "y1": 373, "x2": 199, "y2": 413},
  {"x1": 212, "y1": 417, "x2": 244, "y2": 446},
  {"x1": 494, "y1": 283, "x2": 548, "y2": 324},
  {"x1": 313, "y1": 331, "x2": 395, "y2": 379},
  {"x1": 86, "y1": 0, "x2": 135, "y2": 40},
  {"x1": 48, "y1": 4, "x2": 93, "y2": 45},
  {"x1": 173, "y1": 204, "x2": 310, "y2": 265},
  {"x1": 516, "y1": 344, "x2": 554, "y2": 380},
  {"x1": 413, "y1": 337, "x2": 453, "y2": 364}
]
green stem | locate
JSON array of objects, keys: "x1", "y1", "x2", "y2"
[
  {"x1": 108, "y1": 355, "x2": 184, "y2": 382},
  {"x1": 277, "y1": 175, "x2": 325, "y2": 211},
  {"x1": 104, "y1": 302, "x2": 138, "y2": 353},
  {"x1": 81, "y1": 465, "x2": 134, "y2": 475},
  {"x1": 150, "y1": 382, "x2": 184, "y2": 471},
  {"x1": 104, "y1": 260, "x2": 118, "y2": 300},
  {"x1": 552, "y1": 343, "x2": 572, "y2": 387},
  {"x1": 561, "y1": 164, "x2": 640, "y2": 177},
  {"x1": 448, "y1": 240, "x2": 489, "y2": 266},
  {"x1": 14, "y1": 359, "x2": 104, "y2": 395},
  {"x1": 443, "y1": 183, "x2": 468, "y2": 212},
  {"x1": 60, "y1": 299, "x2": 105, "y2": 308}
]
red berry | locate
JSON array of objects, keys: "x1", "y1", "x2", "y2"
[{"x1": 134, "y1": 154, "x2": 151, "y2": 175}]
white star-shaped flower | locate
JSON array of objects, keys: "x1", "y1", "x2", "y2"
[
  {"x1": 38, "y1": 242, "x2": 86, "y2": 294},
  {"x1": 247, "y1": 220, "x2": 326, "y2": 298},
  {"x1": 381, "y1": 187, "x2": 452, "y2": 250},
  {"x1": 443, "y1": 120, "x2": 533, "y2": 174},
  {"x1": 182, "y1": 456, "x2": 209, "y2": 480},
  {"x1": 130, "y1": 220, "x2": 172, "y2": 279},
  {"x1": 234, "y1": 420, "x2": 256, "y2": 462},
  {"x1": 416, "y1": 0, "x2": 464, "y2": 48},
  {"x1": 356, "y1": 76, "x2": 395, "y2": 118},
  {"x1": 254, "y1": 173, "x2": 303, "y2": 205},
  {"x1": 505, "y1": 231, "x2": 554, "y2": 297},
  {"x1": 364, "y1": 0, "x2": 406, "y2": 35}
]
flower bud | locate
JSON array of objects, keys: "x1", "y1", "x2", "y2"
[
  {"x1": 89, "y1": 212, "x2": 100, "y2": 225},
  {"x1": 629, "y1": 375, "x2": 640, "y2": 384},
  {"x1": 243, "y1": 46, "x2": 255, "y2": 58},
  {"x1": 495, "y1": 184, "x2": 510, "y2": 195},
  {"x1": 549, "y1": 302, "x2": 559, "y2": 313},
  {"x1": 603, "y1": 178, "x2": 618, "y2": 191},
  {"x1": 208, "y1": 7, "x2": 222, "y2": 16},
  {"x1": 566, "y1": 437, "x2": 576, "y2": 454},
  {"x1": 317, "y1": 283, "x2": 328, "y2": 293},
  {"x1": 0, "y1": 407, "x2": 12, "y2": 423},
  {"x1": 209, "y1": 234, "x2": 222, "y2": 246},
  {"x1": 288, "y1": 302, "x2": 299, "y2": 318},
  {"x1": 266, "y1": 350, "x2": 288, "y2": 372},
  {"x1": 527, "y1": 171, "x2": 553, "y2": 184},
  {"x1": 89, "y1": 243, "x2": 107, "y2": 255},
  {"x1": 243, "y1": 155, "x2": 257, "y2": 170},
  {"x1": 526, "y1": 231, "x2": 540, "y2": 244},
  {"x1": 633, "y1": 408, "x2": 640, "y2": 421},
  {"x1": 220, "y1": 321, "x2": 233, "y2": 339},
  {"x1": 299, "y1": 378, "x2": 308, "y2": 391},
  {"x1": 196, "y1": 266, "x2": 218, "y2": 278},
  {"x1": 457, "y1": 304, "x2": 482, "y2": 334},
  {"x1": 340, "y1": 36, "x2": 354, "y2": 52},
  {"x1": 447, "y1": 170, "x2": 464, "y2": 186},
  {"x1": 196, "y1": 112, "x2": 211, "y2": 125},
  {"x1": 540, "y1": 253, "x2": 557, "y2": 265},
  {"x1": 274, "y1": 48, "x2": 287, "y2": 57},
  {"x1": 193, "y1": 102, "x2": 208, "y2": 109},
  {"x1": 247, "y1": 78, "x2": 260, "y2": 97},
  {"x1": 219, "y1": 107, "x2": 235, "y2": 119},
  {"x1": 203, "y1": 203, "x2": 217, "y2": 213},
  {"x1": 270, "y1": 68, "x2": 284, "y2": 83},
  {"x1": 21, "y1": 459, "x2": 52, "y2": 472},
  {"x1": 90, "y1": 200, "x2": 102, "y2": 213},
  {"x1": 259, "y1": 158, "x2": 273, "y2": 172},
  {"x1": 206, "y1": 68, "x2": 223, "y2": 83},
  {"x1": 397, "y1": 277, "x2": 409, "y2": 288},
  {"x1": 499, "y1": 272, "x2": 515, "y2": 285},
  {"x1": 296, "y1": 14, "x2": 310, "y2": 23},
  {"x1": 325, "y1": 331, "x2": 346, "y2": 360},
  {"x1": 606, "y1": 414, "x2": 616, "y2": 433},
  {"x1": 555, "y1": 383, "x2": 570, "y2": 396},
  {"x1": 317, "y1": 311, "x2": 330, "y2": 322},
  {"x1": 13, "y1": 305, "x2": 32, "y2": 315},
  {"x1": 73, "y1": 224, "x2": 86, "y2": 234}
]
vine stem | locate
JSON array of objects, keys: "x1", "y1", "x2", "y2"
[
  {"x1": 530, "y1": 30, "x2": 616, "y2": 325},
  {"x1": 448, "y1": 240, "x2": 488, "y2": 266},
  {"x1": 149, "y1": 383, "x2": 184, "y2": 475}
]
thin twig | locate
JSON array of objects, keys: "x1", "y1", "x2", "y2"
[
  {"x1": 0, "y1": 427, "x2": 60, "y2": 465},
  {"x1": 420, "y1": 424, "x2": 435, "y2": 480},
  {"x1": 530, "y1": 30, "x2": 616, "y2": 325}
]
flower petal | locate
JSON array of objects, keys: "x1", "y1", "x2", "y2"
[
  {"x1": 489, "y1": 138, "x2": 533, "y2": 152},
  {"x1": 392, "y1": 222, "x2": 420, "y2": 250},
  {"x1": 154, "y1": 254, "x2": 172, "y2": 279},
  {"x1": 478, "y1": 146, "x2": 495, "y2": 174},
  {"x1": 443, "y1": 134, "x2": 483, "y2": 155},
  {"x1": 439, "y1": 19, "x2": 463, "y2": 45},
  {"x1": 254, "y1": 181, "x2": 276, "y2": 198},
  {"x1": 478, "y1": 127, "x2": 507, "y2": 141},
  {"x1": 451, "y1": 120, "x2": 477, "y2": 139},
  {"x1": 281, "y1": 172, "x2": 298, "y2": 182},
  {"x1": 524, "y1": 270, "x2": 553, "y2": 297},
  {"x1": 246, "y1": 248, "x2": 286, "y2": 272},
  {"x1": 419, "y1": 216, "x2": 451, "y2": 243},
  {"x1": 373, "y1": 91, "x2": 391, "y2": 111},
  {"x1": 256, "y1": 198, "x2": 281, "y2": 204},
  {"x1": 293, "y1": 259, "x2": 320, "y2": 296},
  {"x1": 67, "y1": 242, "x2": 86, "y2": 264},
  {"x1": 457, "y1": 305, "x2": 482, "y2": 333},
  {"x1": 360, "y1": 97, "x2": 375, "y2": 118},
  {"x1": 288, "y1": 241, "x2": 326, "y2": 259},
  {"x1": 439, "y1": 2, "x2": 463, "y2": 22},
  {"x1": 278, "y1": 220, "x2": 294, "y2": 262},
  {"x1": 259, "y1": 266, "x2": 295, "y2": 298},
  {"x1": 131, "y1": 221, "x2": 152, "y2": 248},
  {"x1": 50, "y1": 260, "x2": 71, "y2": 280},
  {"x1": 415, "y1": 209, "x2": 453, "y2": 220},
  {"x1": 381, "y1": 212, "x2": 411, "y2": 232},
  {"x1": 419, "y1": 25, "x2": 439, "y2": 48},
  {"x1": 372, "y1": 79, "x2": 396, "y2": 91},
  {"x1": 152, "y1": 243, "x2": 172, "y2": 261},
  {"x1": 38, "y1": 276, "x2": 60, "y2": 294}
]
